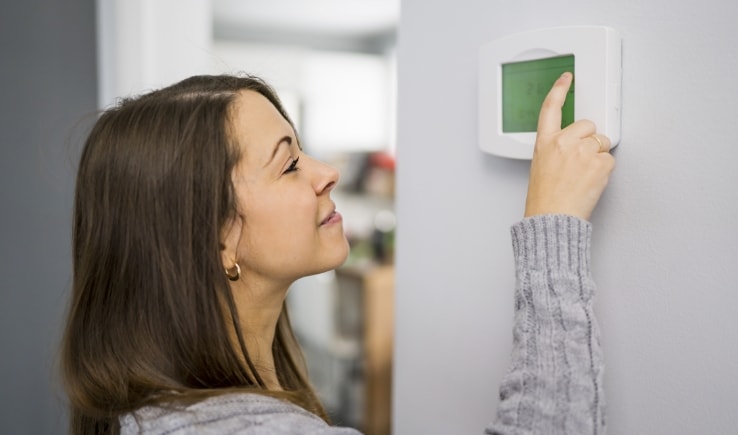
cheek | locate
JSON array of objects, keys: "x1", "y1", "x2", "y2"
[{"x1": 240, "y1": 192, "x2": 317, "y2": 253}]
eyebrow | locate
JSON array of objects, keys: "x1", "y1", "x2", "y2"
[{"x1": 265, "y1": 135, "x2": 293, "y2": 168}]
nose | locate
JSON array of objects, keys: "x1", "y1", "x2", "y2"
[{"x1": 309, "y1": 156, "x2": 340, "y2": 195}]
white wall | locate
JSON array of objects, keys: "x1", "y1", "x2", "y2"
[
  {"x1": 393, "y1": 1, "x2": 738, "y2": 434},
  {"x1": 213, "y1": 41, "x2": 394, "y2": 153},
  {"x1": 97, "y1": 0, "x2": 213, "y2": 108}
]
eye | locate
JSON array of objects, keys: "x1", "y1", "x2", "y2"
[{"x1": 283, "y1": 156, "x2": 300, "y2": 174}]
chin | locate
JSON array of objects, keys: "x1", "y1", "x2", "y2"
[
  {"x1": 327, "y1": 240, "x2": 351, "y2": 271},
  {"x1": 318, "y1": 238, "x2": 351, "y2": 274}
]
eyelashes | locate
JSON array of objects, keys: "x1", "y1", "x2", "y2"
[{"x1": 283, "y1": 156, "x2": 300, "y2": 174}]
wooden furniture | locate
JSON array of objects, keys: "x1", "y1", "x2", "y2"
[{"x1": 335, "y1": 264, "x2": 394, "y2": 435}]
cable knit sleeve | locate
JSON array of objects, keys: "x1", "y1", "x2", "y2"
[{"x1": 485, "y1": 215, "x2": 606, "y2": 435}]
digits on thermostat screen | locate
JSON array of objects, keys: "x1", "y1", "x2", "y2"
[{"x1": 501, "y1": 54, "x2": 575, "y2": 133}]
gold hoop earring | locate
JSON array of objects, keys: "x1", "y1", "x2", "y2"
[{"x1": 225, "y1": 263, "x2": 241, "y2": 281}]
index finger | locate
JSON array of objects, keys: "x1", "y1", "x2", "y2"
[{"x1": 537, "y1": 72, "x2": 573, "y2": 136}]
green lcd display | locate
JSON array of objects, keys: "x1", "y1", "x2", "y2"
[{"x1": 501, "y1": 54, "x2": 575, "y2": 132}]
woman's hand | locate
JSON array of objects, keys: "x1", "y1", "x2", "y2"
[{"x1": 524, "y1": 72, "x2": 615, "y2": 221}]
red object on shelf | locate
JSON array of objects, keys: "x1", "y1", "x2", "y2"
[{"x1": 370, "y1": 152, "x2": 395, "y2": 171}]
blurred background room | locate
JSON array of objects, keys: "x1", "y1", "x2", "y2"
[
  {"x1": 1, "y1": 1, "x2": 397, "y2": 434},
  {"x1": 100, "y1": 0, "x2": 400, "y2": 433}
]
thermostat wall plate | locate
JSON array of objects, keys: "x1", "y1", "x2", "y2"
[{"x1": 478, "y1": 26, "x2": 622, "y2": 159}]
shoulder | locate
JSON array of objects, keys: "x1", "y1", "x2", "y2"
[{"x1": 120, "y1": 393, "x2": 362, "y2": 435}]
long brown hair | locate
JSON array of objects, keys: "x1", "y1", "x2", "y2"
[{"x1": 61, "y1": 75, "x2": 327, "y2": 434}]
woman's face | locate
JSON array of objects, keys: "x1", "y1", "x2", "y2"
[{"x1": 226, "y1": 90, "x2": 349, "y2": 284}]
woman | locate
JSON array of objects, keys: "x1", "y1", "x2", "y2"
[{"x1": 61, "y1": 72, "x2": 613, "y2": 434}]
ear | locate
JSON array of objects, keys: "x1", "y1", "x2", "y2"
[{"x1": 220, "y1": 213, "x2": 244, "y2": 269}]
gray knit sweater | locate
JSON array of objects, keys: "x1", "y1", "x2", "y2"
[{"x1": 120, "y1": 215, "x2": 605, "y2": 434}]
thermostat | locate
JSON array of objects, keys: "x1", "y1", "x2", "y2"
[{"x1": 478, "y1": 26, "x2": 622, "y2": 159}]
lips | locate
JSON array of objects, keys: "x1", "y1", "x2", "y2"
[{"x1": 320, "y1": 209, "x2": 342, "y2": 226}]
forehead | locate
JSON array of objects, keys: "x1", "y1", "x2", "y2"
[{"x1": 229, "y1": 90, "x2": 294, "y2": 155}]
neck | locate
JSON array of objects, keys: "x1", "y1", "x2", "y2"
[{"x1": 228, "y1": 276, "x2": 291, "y2": 391}]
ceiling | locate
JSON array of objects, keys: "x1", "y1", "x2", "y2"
[{"x1": 212, "y1": 0, "x2": 399, "y2": 52}]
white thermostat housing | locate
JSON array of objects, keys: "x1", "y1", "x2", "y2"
[{"x1": 478, "y1": 26, "x2": 622, "y2": 159}]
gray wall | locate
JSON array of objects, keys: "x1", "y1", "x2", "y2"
[
  {"x1": 0, "y1": 1, "x2": 97, "y2": 433},
  {"x1": 394, "y1": 0, "x2": 738, "y2": 434}
]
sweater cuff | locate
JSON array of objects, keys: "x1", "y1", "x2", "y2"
[{"x1": 511, "y1": 214, "x2": 592, "y2": 276}]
